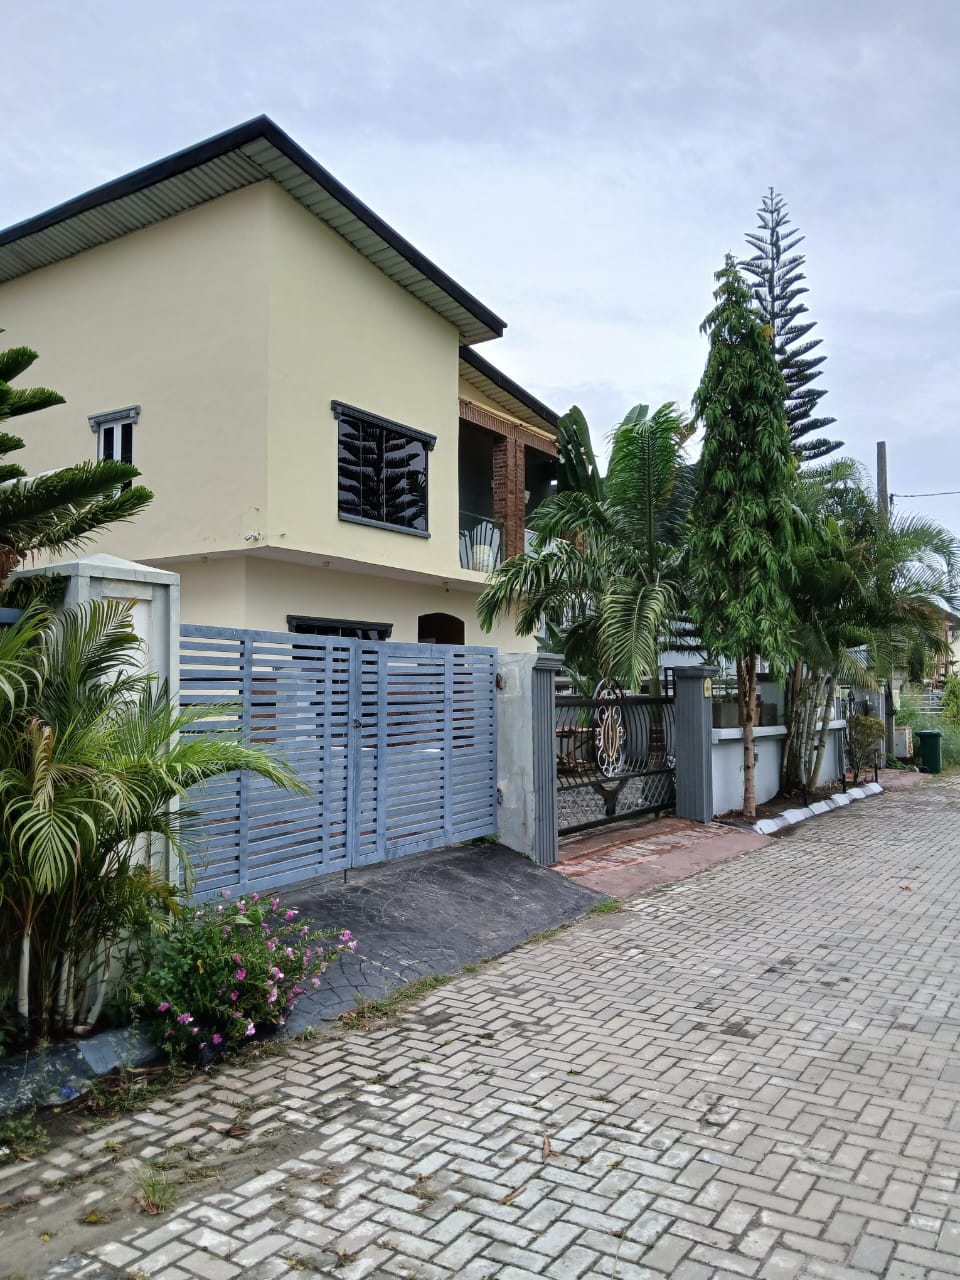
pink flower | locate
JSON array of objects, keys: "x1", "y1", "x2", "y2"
[
  {"x1": 212, "y1": 1033, "x2": 223, "y2": 1045},
  {"x1": 311, "y1": 977, "x2": 321, "y2": 989},
  {"x1": 348, "y1": 941, "x2": 357, "y2": 952},
  {"x1": 215, "y1": 904, "x2": 224, "y2": 914},
  {"x1": 342, "y1": 930, "x2": 351, "y2": 941},
  {"x1": 252, "y1": 893, "x2": 260, "y2": 903},
  {"x1": 245, "y1": 1020, "x2": 256, "y2": 1037},
  {"x1": 232, "y1": 954, "x2": 242, "y2": 964},
  {"x1": 237, "y1": 900, "x2": 247, "y2": 914},
  {"x1": 177, "y1": 1013, "x2": 193, "y2": 1025},
  {"x1": 230, "y1": 991, "x2": 238, "y2": 1002},
  {"x1": 157, "y1": 1002, "x2": 170, "y2": 1013},
  {"x1": 284, "y1": 910, "x2": 298, "y2": 921},
  {"x1": 221, "y1": 889, "x2": 231, "y2": 898},
  {"x1": 267, "y1": 939, "x2": 276, "y2": 952},
  {"x1": 270, "y1": 898, "x2": 280, "y2": 912},
  {"x1": 235, "y1": 968, "x2": 247, "y2": 982},
  {"x1": 192, "y1": 1027, "x2": 199, "y2": 1036}
]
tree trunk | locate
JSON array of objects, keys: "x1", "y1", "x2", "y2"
[
  {"x1": 18, "y1": 927, "x2": 31, "y2": 1024},
  {"x1": 85, "y1": 947, "x2": 111, "y2": 1029},
  {"x1": 739, "y1": 652, "x2": 758, "y2": 821},
  {"x1": 809, "y1": 673, "x2": 836, "y2": 790},
  {"x1": 780, "y1": 659, "x2": 804, "y2": 789}
]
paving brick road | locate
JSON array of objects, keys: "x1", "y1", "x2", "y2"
[{"x1": 6, "y1": 773, "x2": 960, "y2": 1279}]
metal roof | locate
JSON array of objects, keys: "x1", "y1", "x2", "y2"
[
  {"x1": 0, "y1": 117, "x2": 506, "y2": 346},
  {"x1": 459, "y1": 346, "x2": 559, "y2": 432}
]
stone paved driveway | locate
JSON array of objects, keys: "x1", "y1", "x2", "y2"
[{"x1": 7, "y1": 773, "x2": 960, "y2": 1279}]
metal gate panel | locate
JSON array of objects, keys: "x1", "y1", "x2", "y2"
[
  {"x1": 180, "y1": 625, "x2": 497, "y2": 896},
  {"x1": 556, "y1": 687, "x2": 676, "y2": 835}
]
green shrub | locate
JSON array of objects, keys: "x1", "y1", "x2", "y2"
[
  {"x1": 896, "y1": 690, "x2": 960, "y2": 770},
  {"x1": 137, "y1": 893, "x2": 354, "y2": 1056},
  {"x1": 942, "y1": 675, "x2": 960, "y2": 728},
  {"x1": 847, "y1": 714, "x2": 885, "y2": 784}
]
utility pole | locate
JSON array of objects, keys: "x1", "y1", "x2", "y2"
[
  {"x1": 877, "y1": 441, "x2": 889, "y2": 523},
  {"x1": 876, "y1": 440, "x2": 895, "y2": 757}
]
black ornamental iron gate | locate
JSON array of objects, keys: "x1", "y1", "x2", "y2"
[{"x1": 556, "y1": 683, "x2": 676, "y2": 834}]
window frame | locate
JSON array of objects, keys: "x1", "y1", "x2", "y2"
[
  {"x1": 89, "y1": 405, "x2": 140, "y2": 492},
  {"x1": 287, "y1": 614, "x2": 394, "y2": 642},
  {"x1": 332, "y1": 401, "x2": 435, "y2": 538}
]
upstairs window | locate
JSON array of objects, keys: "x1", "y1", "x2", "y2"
[
  {"x1": 333, "y1": 401, "x2": 434, "y2": 536},
  {"x1": 89, "y1": 405, "x2": 139, "y2": 491}
]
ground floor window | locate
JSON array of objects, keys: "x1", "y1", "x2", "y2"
[{"x1": 287, "y1": 614, "x2": 393, "y2": 642}]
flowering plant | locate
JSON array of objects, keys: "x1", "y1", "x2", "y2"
[{"x1": 138, "y1": 893, "x2": 355, "y2": 1056}]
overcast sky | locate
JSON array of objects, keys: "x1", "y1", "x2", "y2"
[{"x1": 4, "y1": 0, "x2": 959, "y2": 536}]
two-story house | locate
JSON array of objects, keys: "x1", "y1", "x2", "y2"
[{"x1": 0, "y1": 117, "x2": 558, "y2": 648}]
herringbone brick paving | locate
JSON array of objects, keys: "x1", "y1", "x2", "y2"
[{"x1": 7, "y1": 774, "x2": 960, "y2": 1278}]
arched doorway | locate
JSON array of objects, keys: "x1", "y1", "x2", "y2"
[{"x1": 418, "y1": 612, "x2": 465, "y2": 645}]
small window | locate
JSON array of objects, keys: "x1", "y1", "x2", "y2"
[
  {"x1": 287, "y1": 614, "x2": 393, "y2": 642},
  {"x1": 89, "y1": 405, "x2": 140, "y2": 491},
  {"x1": 333, "y1": 401, "x2": 434, "y2": 535}
]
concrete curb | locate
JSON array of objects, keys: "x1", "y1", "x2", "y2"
[
  {"x1": 752, "y1": 781, "x2": 884, "y2": 836},
  {"x1": 0, "y1": 1025, "x2": 160, "y2": 1118}
]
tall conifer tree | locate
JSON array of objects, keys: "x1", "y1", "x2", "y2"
[
  {"x1": 688, "y1": 257, "x2": 799, "y2": 820},
  {"x1": 742, "y1": 190, "x2": 842, "y2": 462}
]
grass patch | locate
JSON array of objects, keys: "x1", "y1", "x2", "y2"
[
  {"x1": 339, "y1": 975, "x2": 452, "y2": 1029},
  {"x1": 134, "y1": 1160, "x2": 177, "y2": 1214},
  {"x1": 527, "y1": 927, "x2": 561, "y2": 945},
  {"x1": 0, "y1": 1111, "x2": 49, "y2": 1163},
  {"x1": 588, "y1": 899, "x2": 622, "y2": 915},
  {"x1": 76, "y1": 1064, "x2": 189, "y2": 1118}
]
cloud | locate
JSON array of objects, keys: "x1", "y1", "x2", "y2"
[{"x1": 2, "y1": 0, "x2": 958, "y2": 535}]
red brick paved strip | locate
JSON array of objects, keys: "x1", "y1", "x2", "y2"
[{"x1": 554, "y1": 817, "x2": 772, "y2": 899}]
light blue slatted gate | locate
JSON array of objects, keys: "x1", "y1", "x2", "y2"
[{"x1": 179, "y1": 625, "x2": 498, "y2": 897}]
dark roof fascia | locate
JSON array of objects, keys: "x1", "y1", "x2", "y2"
[
  {"x1": 0, "y1": 116, "x2": 506, "y2": 342},
  {"x1": 459, "y1": 345, "x2": 559, "y2": 429}
]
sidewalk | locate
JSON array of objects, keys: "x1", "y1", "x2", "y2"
[
  {"x1": 8, "y1": 773, "x2": 960, "y2": 1279},
  {"x1": 555, "y1": 816, "x2": 772, "y2": 900}
]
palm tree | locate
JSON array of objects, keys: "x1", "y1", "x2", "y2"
[
  {"x1": 783, "y1": 464, "x2": 959, "y2": 790},
  {"x1": 477, "y1": 403, "x2": 694, "y2": 692},
  {"x1": 0, "y1": 599, "x2": 306, "y2": 1040}
]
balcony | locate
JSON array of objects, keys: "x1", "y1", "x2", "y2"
[{"x1": 459, "y1": 511, "x2": 504, "y2": 572}]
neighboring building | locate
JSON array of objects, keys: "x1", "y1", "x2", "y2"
[
  {"x1": 936, "y1": 610, "x2": 960, "y2": 686},
  {"x1": 0, "y1": 117, "x2": 558, "y2": 647}
]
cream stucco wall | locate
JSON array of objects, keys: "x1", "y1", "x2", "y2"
[
  {"x1": 174, "y1": 553, "x2": 534, "y2": 651},
  {"x1": 1, "y1": 176, "x2": 544, "y2": 648},
  {"x1": 0, "y1": 184, "x2": 272, "y2": 563},
  {"x1": 266, "y1": 185, "x2": 463, "y2": 579}
]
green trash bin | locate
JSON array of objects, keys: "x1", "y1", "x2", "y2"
[{"x1": 917, "y1": 729, "x2": 943, "y2": 774}]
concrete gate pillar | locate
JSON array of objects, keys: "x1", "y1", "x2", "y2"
[
  {"x1": 673, "y1": 665, "x2": 719, "y2": 823},
  {"x1": 497, "y1": 651, "x2": 562, "y2": 866}
]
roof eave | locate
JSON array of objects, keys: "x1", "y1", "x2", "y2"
[
  {"x1": 459, "y1": 346, "x2": 559, "y2": 432},
  {"x1": 0, "y1": 116, "x2": 507, "y2": 345}
]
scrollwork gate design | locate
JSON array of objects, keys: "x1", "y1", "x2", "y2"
[{"x1": 555, "y1": 680, "x2": 676, "y2": 835}]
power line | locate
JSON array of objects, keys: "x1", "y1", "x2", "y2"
[{"x1": 891, "y1": 490, "x2": 960, "y2": 499}]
